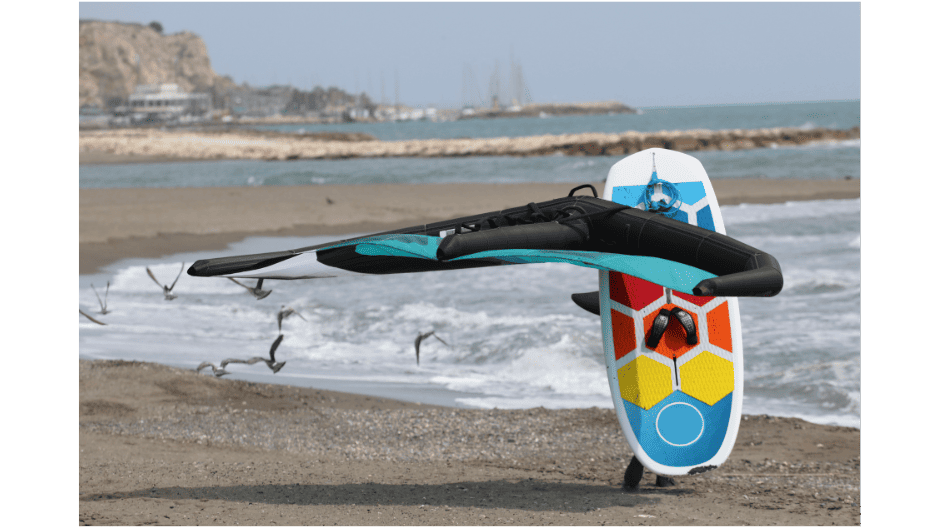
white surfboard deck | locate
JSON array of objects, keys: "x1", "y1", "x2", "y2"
[{"x1": 600, "y1": 148, "x2": 744, "y2": 476}]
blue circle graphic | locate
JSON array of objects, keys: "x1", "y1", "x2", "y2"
[{"x1": 656, "y1": 402, "x2": 705, "y2": 446}]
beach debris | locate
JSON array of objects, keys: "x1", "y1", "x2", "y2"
[
  {"x1": 326, "y1": 197, "x2": 335, "y2": 205},
  {"x1": 79, "y1": 308, "x2": 107, "y2": 326},
  {"x1": 277, "y1": 306, "x2": 306, "y2": 331},
  {"x1": 146, "y1": 262, "x2": 184, "y2": 300},
  {"x1": 414, "y1": 330, "x2": 448, "y2": 365},
  {"x1": 196, "y1": 361, "x2": 230, "y2": 377},
  {"x1": 228, "y1": 277, "x2": 272, "y2": 300},
  {"x1": 91, "y1": 281, "x2": 111, "y2": 314},
  {"x1": 220, "y1": 334, "x2": 287, "y2": 374}
]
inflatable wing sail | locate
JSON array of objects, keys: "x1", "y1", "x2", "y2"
[{"x1": 188, "y1": 189, "x2": 782, "y2": 298}]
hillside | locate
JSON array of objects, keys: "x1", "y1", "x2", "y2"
[{"x1": 79, "y1": 20, "x2": 237, "y2": 109}]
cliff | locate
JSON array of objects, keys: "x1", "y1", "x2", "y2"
[{"x1": 79, "y1": 20, "x2": 237, "y2": 108}]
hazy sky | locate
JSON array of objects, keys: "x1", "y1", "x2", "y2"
[{"x1": 79, "y1": 2, "x2": 860, "y2": 108}]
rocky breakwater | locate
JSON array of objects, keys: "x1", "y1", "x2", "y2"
[{"x1": 80, "y1": 126, "x2": 860, "y2": 161}]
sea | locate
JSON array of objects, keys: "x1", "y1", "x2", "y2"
[{"x1": 79, "y1": 100, "x2": 861, "y2": 429}]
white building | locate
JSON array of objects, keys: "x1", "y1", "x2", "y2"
[{"x1": 120, "y1": 84, "x2": 212, "y2": 123}]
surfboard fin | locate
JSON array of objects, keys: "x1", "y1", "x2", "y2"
[{"x1": 571, "y1": 291, "x2": 600, "y2": 316}]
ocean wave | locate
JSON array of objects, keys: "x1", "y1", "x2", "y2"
[
  {"x1": 725, "y1": 197, "x2": 859, "y2": 221},
  {"x1": 765, "y1": 137, "x2": 859, "y2": 151},
  {"x1": 781, "y1": 270, "x2": 860, "y2": 295},
  {"x1": 81, "y1": 193, "x2": 860, "y2": 428}
]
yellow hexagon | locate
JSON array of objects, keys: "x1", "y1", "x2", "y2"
[
  {"x1": 679, "y1": 351, "x2": 734, "y2": 406},
  {"x1": 618, "y1": 355, "x2": 673, "y2": 410}
]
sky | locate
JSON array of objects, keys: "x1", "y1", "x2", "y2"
[{"x1": 78, "y1": 1, "x2": 860, "y2": 108}]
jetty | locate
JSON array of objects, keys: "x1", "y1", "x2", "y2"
[{"x1": 80, "y1": 126, "x2": 859, "y2": 162}]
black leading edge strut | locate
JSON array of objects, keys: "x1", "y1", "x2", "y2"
[{"x1": 188, "y1": 194, "x2": 783, "y2": 299}]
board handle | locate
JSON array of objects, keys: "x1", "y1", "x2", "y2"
[
  {"x1": 670, "y1": 307, "x2": 699, "y2": 345},
  {"x1": 645, "y1": 309, "x2": 672, "y2": 349}
]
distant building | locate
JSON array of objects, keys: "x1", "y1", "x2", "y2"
[
  {"x1": 227, "y1": 85, "x2": 294, "y2": 118},
  {"x1": 115, "y1": 84, "x2": 212, "y2": 124}
]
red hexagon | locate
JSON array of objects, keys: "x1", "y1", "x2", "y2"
[
  {"x1": 642, "y1": 303, "x2": 700, "y2": 360},
  {"x1": 610, "y1": 309, "x2": 637, "y2": 361},
  {"x1": 609, "y1": 272, "x2": 664, "y2": 311},
  {"x1": 673, "y1": 290, "x2": 715, "y2": 307}
]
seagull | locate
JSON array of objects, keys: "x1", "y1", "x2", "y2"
[
  {"x1": 91, "y1": 281, "x2": 111, "y2": 314},
  {"x1": 277, "y1": 306, "x2": 306, "y2": 331},
  {"x1": 196, "y1": 361, "x2": 230, "y2": 377},
  {"x1": 414, "y1": 330, "x2": 448, "y2": 365},
  {"x1": 221, "y1": 334, "x2": 287, "y2": 374},
  {"x1": 79, "y1": 309, "x2": 107, "y2": 325},
  {"x1": 228, "y1": 277, "x2": 272, "y2": 300},
  {"x1": 146, "y1": 263, "x2": 184, "y2": 300}
]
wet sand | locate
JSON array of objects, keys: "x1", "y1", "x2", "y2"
[
  {"x1": 79, "y1": 179, "x2": 860, "y2": 274},
  {"x1": 79, "y1": 360, "x2": 860, "y2": 525}
]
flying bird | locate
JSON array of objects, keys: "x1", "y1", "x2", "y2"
[
  {"x1": 414, "y1": 330, "x2": 449, "y2": 365},
  {"x1": 79, "y1": 309, "x2": 107, "y2": 326},
  {"x1": 228, "y1": 277, "x2": 272, "y2": 300},
  {"x1": 196, "y1": 362, "x2": 230, "y2": 377},
  {"x1": 220, "y1": 334, "x2": 287, "y2": 374},
  {"x1": 91, "y1": 281, "x2": 111, "y2": 314},
  {"x1": 147, "y1": 263, "x2": 184, "y2": 300},
  {"x1": 277, "y1": 306, "x2": 306, "y2": 331}
]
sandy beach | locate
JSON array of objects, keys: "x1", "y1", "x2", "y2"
[
  {"x1": 79, "y1": 176, "x2": 861, "y2": 525},
  {"x1": 79, "y1": 360, "x2": 860, "y2": 526}
]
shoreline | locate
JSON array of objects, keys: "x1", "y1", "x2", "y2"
[
  {"x1": 79, "y1": 179, "x2": 860, "y2": 275},
  {"x1": 79, "y1": 359, "x2": 860, "y2": 525}
]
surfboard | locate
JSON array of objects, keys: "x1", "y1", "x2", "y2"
[{"x1": 599, "y1": 148, "x2": 744, "y2": 477}]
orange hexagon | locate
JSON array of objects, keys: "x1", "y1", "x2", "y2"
[
  {"x1": 643, "y1": 303, "x2": 700, "y2": 360},
  {"x1": 609, "y1": 272, "x2": 664, "y2": 311},
  {"x1": 679, "y1": 350, "x2": 734, "y2": 406},
  {"x1": 706, "y1": 302, "x2": 733, "y2": 353},
  {"x1": 618, "y1": 355, "x2": 674, "y2": 410}
]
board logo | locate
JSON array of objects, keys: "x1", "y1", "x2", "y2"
[{"x1": 644, "y1": 153, "x2": 684, "y2": 217}]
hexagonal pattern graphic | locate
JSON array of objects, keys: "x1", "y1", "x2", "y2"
[
  {"x1": 679, "y1": 351, "x2": 733, "y2": 406},
  {"x1": 707, "y1": 302, "x2": 732, "y2": 353},
  {"x1": 618, "y1": 355, "x2": 673, "y2": 410},
  {"x1": 643, "y1": 303, "x2": 699, "y2": 360},
  {"x1": 609, "y1": 272, "x2": 664, "y2": 310},
  {"x1": 611, "y1": 310, "x2": 636, "y2": 361}
]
